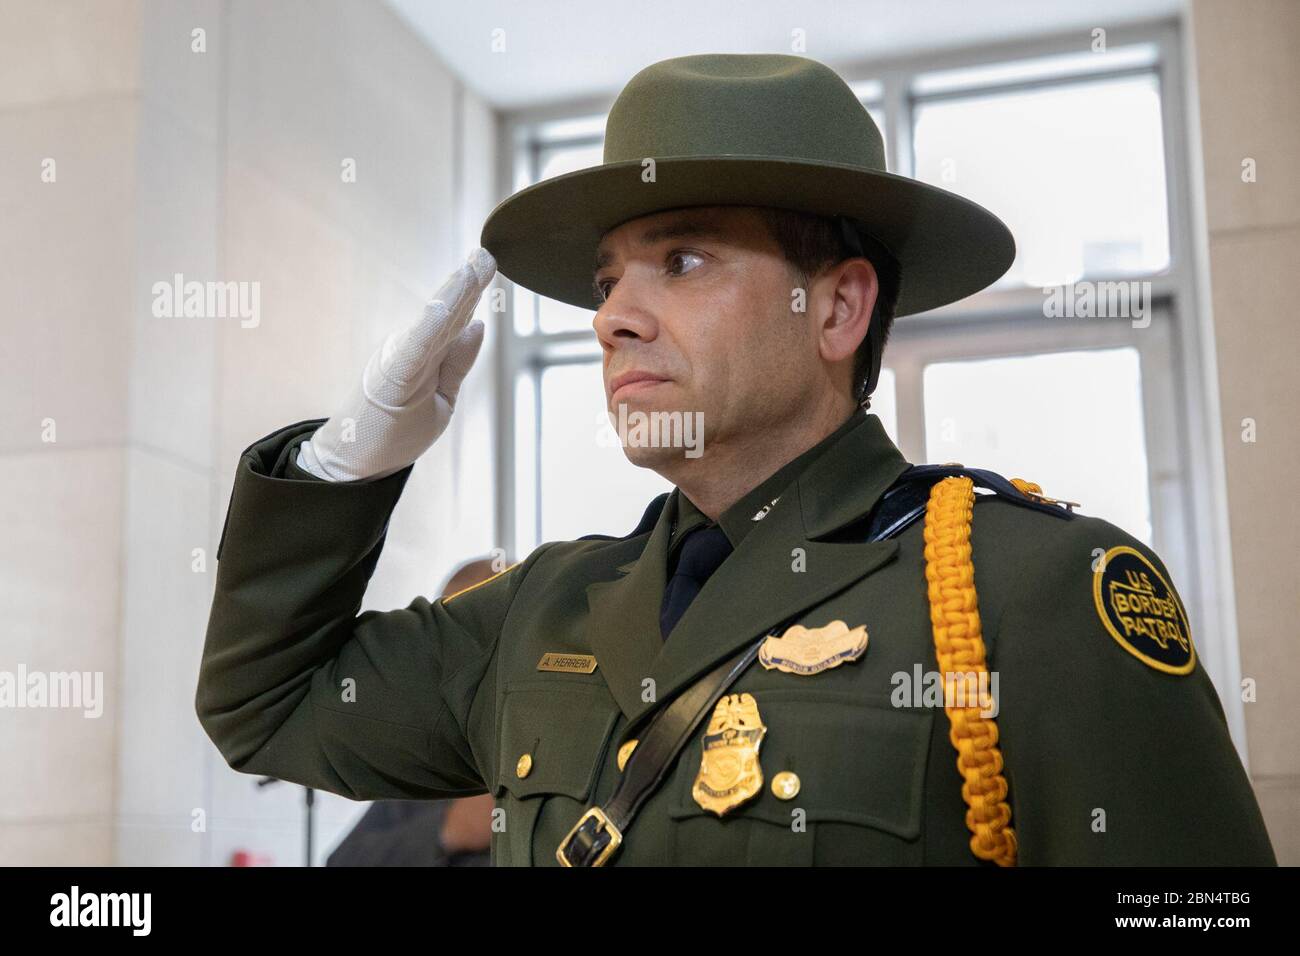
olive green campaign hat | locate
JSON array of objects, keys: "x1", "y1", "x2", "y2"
[{"x1": 480, "y1": 52, "x2": 1015, "y2": 319}]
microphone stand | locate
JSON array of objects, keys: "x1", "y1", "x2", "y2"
[{"x1": 257, "y1": 777, "x2": 315, "y2": 867}]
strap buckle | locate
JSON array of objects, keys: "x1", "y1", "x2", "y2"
[{"x1": 556, "y1": 806, "x2": 623, "y2": 867}]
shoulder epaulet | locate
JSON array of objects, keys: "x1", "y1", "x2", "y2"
[
  {"x1": 576, "y1": 491, "x2": 670, "y2": 542},
  {"x1": 441, "y1": 561, "x2": 521, "y2": 604},
  {"x1": 865, "y1": 464, "x2": 1078, "y2": 542}
]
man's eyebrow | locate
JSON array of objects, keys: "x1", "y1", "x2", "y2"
[{"x1": 593, "y1": 217, "x2": 732, "y2": 274}]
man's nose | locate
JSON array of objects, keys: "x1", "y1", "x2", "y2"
[{"x1": 593, "y1": 280, "x2": 658, "y2": 351}]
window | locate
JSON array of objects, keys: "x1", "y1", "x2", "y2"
[
  {"x1": 912, "y1": 68, "x2": 1170, "y2": 287},
  {"x1": 870, "y1": 367, "x2": 898, "y2": 444},
  {"x1": 534, "y1": 361, "x2": 671, "y2": 543},
  {"x1": 924, "y1": 348, "x2": 1152, "y2": 542}
]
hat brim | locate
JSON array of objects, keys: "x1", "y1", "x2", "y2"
[{"x1": 480, "y1": 156, "x2": 1015, "y2": 318}]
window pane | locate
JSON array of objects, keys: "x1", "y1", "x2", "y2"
[
  {"x1": 537, "y1": 140, "x2": 603, "y2": 181},
  {"x1": 528, "y1": 141, "x2": 605, "y2": 333},
  {"x1": 513, "y1": 369, "x2": 538, "y2": 560},
  {"x1": 923, "y1": 348, "x2": 1152, "y2": 543},
  {"x1": 913, "y1": 73, "x2": 1169, "y2": 287},
  {"x1": 538, "y1": 295, "x2": 596, "y2": 334},
  {"x1": 851, "y1": 79, "x2": 883, "y2": 102},
  {"x1": 513, "y1": 284, "x2": 536, "y2": 336},
  {"x1": 539, "y1": 362, "x2": 672, "y2": 542}
]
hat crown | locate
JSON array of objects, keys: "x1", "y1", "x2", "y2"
[
  {"x1": 481, "y1": 53, "x2": 1014, "y2": 320},
  {"x1": 604, "y1": 54, "x2": 886, "y2": 172}
]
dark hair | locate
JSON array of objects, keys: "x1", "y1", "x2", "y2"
[{"x1": 754, "y1": 207, "x2": 900, "y2": 404}]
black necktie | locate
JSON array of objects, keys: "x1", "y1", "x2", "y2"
[{"x1": 659, "y1": 524, "x2": 733, "y2": 639}]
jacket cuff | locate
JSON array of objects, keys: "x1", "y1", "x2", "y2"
[{"x1": 215, "y1": 418, "x2": 415, "y2": 561}]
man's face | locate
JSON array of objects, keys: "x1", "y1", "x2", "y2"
[{"x1": 592, "y1": 206, "x2": 823, "y2": 470}]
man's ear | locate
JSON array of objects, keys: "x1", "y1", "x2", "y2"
[{"x1": 817, "y1": 257, "x2": 878, "y2": 365}]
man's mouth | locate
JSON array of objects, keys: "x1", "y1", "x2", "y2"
[{"x1": 609, "y1": 370, "x2": 670, "y2": 402}]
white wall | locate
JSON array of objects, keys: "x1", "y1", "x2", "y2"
[
  {"x1": 0, "y1": 0, "x2": 500, "y2": 866},
  {"x1": 1188, "y1": 0, "x2": 1300, "y2": 864},
  {"x1": 0, "y1": 0, "x2": 141, "y2": 866}
]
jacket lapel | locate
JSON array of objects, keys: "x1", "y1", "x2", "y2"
[
  {"x1": 634, "y1": 486, "x2": 899, "y2": 728},
  {"x1": 582, "y1": 413, "x2": 911, "y2": 726},
  {"x1": 582, "y1": 492, "x2": 676, "y2": 719}
]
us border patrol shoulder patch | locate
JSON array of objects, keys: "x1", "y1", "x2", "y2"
[{"x1": 1093, "y1": 545, "x2": 1195, "y2": 675}]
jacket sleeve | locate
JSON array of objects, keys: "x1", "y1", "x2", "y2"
[
  {"x1": 195, "y1": 419, "x2": 536, "y2": 801},
  {"x1": 990, "y1": 513, "x2": 1277, "y2": 865}
]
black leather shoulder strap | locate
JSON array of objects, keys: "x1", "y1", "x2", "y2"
[
  {"x1": 556, "y1": 630, "x2": 770, "y2": 866},
  {"x1": 865, "y1": 464, "x2": 1077, "y2": 542}
]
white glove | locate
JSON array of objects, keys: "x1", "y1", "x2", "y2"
[{"x1": 296, "y1": 247, "x2": 496, "y2": 482}]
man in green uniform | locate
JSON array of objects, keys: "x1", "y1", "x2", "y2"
[{"x1": 196, "y1": 53, "x2": 1275, "y2": 866}]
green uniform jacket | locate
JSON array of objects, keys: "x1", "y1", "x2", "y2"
[{"x1": 195, "y1": 411, "x2": 1276, "y2": 866}]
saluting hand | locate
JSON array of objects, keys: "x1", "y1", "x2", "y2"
[{"x1": 297, "y1": 248, "x2": 497, "y2": 481}]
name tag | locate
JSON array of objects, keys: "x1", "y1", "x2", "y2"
[{"x1": 537, "y1": 652, "x2": 598, "y2": 674}]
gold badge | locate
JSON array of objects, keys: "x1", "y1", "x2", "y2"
[
  {"x1": 536, "y1": 652, "x2": 598, "y2": 674},
  {"x1": 758, "y1": 620, "x2": 868, "y2": 675},
  {"x1": 692, "y1": 693, "x2": 766, "y2": 816}
]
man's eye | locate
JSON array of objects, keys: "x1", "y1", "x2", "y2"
[
  {"x1": 592, "y1": 251, "x2": 703, "y2": 302},
  {"x1": 668, "y1": 250, "x2": 705, "y2": 276}
]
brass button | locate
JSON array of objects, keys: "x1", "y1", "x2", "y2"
[
  {"x1": 771, "y1": 771, "x2": 800, "y2": 800},
  {"x1": 617, "y1": 739, "x2": 638, "y2": 771},
  {"x1": 515, "y1": 753, "x2": 533, "y2": 779}
]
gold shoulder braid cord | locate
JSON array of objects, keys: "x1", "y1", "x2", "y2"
[{"x1": 921, "y1": 475, "x2": 1035, "y2": 867}]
